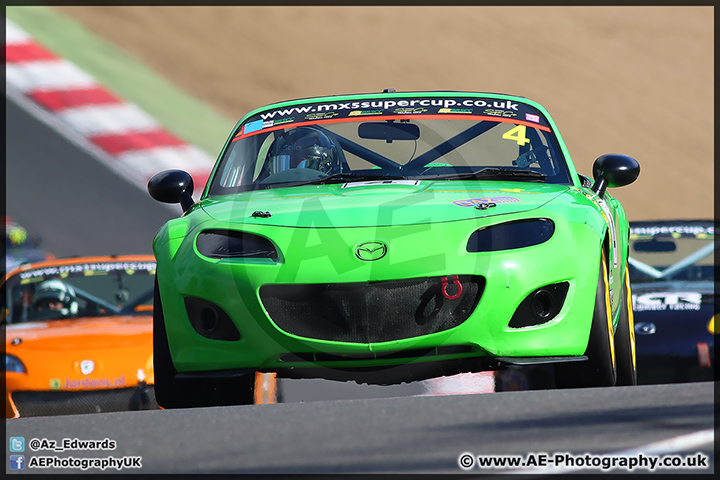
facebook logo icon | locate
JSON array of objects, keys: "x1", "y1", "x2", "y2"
[
  {"x1": 10, "y1": 455, "x2": 25, "y2": 470},
  {"x1": 10, "y1": 437, "x2": 25, "y2": 452}
]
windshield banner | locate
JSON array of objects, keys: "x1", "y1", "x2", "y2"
[
  {"x1": 18, "y1": 262, "x2": 157, "y2": 283},
  {"x1": 237, "y1": 96, "x2": 550, "y2": 139}
]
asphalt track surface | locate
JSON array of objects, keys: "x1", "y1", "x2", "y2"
[
  {"x1": 5, "y1": 95, "x2": 176, "y2": 257},
  {"x1": 5, "y1": 382, "x2": 715, "y2": 474},
  {"x1": 5, "y1": 95, "x2": 716, "y2": 475}
]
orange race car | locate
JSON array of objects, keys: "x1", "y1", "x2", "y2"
[
  {"x1": 3, "y1": 255, "x2": 278, "y2": 417},
  {"x1": 3, "y1": 255, "x2": 158, "y2": 418}
]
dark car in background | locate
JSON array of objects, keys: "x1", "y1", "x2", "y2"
[{"x1": 628, "y1": 220, "x2": 715, "y2": 384}]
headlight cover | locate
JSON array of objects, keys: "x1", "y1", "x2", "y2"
[
  {"x1": 5, "y1": 354, "x2": 26, "y2": 373},
  {"x1": 196, "y1": 230, "x2": 279, "y2": 262},
  {"x1": 467, "y1": 219, "x2": 554, "y2": 252}
]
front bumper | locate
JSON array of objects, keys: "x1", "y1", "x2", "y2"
[
  {"x1": 6, "y1": 383, "x2": 157, "y2": 418},
  {"x1": 156, "y1": 211, "x2": 602, "y2": 377}
]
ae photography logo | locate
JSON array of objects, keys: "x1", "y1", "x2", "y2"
[
  {"x1": 8, "y1": 436, "x2": 143, "y2": 471},
  {"x1": 458, "y1": 451, "x2": 709, "y2": 472}
]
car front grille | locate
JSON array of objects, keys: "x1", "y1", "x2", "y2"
[
  {"x1": 260, "y1": 275, "x2": 484, "y2": 343},
  {"x1": 10, "y1": 385, "x2": 158, "y2": 417}
]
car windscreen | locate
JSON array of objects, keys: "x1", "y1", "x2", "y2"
[
  {"x1": 207, "y1": 98, "x2": 571, "y2": 196},
  {"x1": 2, "y1": 260, "x2": 156, "y2": 324},
  {"x1": 628, "y1": 223, "x2": 715, "y2": 283}
]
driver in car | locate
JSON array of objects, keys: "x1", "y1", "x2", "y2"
[
  {"x1": 32, "y1": 279, "x2": 79, "y2": 319},
  {"x1": 265, "y1": 127, "x2": 345, "y2": 176}
]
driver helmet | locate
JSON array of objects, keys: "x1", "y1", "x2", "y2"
[
  {"x1": 266, "y1": 127, "x2": 342, "y2": 175},
  {"x1": 33, "y1": 279, "x2": 79, "y2": 317}
]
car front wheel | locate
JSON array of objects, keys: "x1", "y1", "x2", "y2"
[
  {"x1": 153, "y1": 277, "x2": 255, "y2": 408},
  {"x1": 614, "y1": 267, "x2": 637, "y2": 386},
  {"x1": 554, "y1": 250, "x2": 617, "y2": 388}
]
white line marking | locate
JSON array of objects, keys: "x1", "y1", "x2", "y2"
[{"x1": 612, "y1": 428, "x2": 714, "y2": 456}]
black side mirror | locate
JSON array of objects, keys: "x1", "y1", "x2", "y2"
[
  {"x1": 591, "y1": 154, "x2": 640, "y2": 198},
  {"x1": 148, "y1": 170, "x2": 195, "y2": 212}
]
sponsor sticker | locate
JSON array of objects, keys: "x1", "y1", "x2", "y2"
[
  {"x1": 394, "y1": 107, "x2": 428, "y2": 114},
  {"x1": 632, "y1": 292, "x2": 703, "y2": 312},
  {"x1": 19, "y1": 262, "x2": 156, "y2": 282},
  {"x1": 630, "y1": 225, "x2": 715, "y2": 238},
  {"x1": 242, "y1": 119, "x2": 264, "y2": 134},
  {"x1": 452, "y1": 197, "x2": 521, "y2": 207},
  {"x1": 439, "y1": 108, "x2": 473, "y2": 114},
  {"x1": 484, "y1": 109, "x2": 517, "y2": 118},
  {"x1": 349, "y1": 110, "x2": 383, "y2": 116},
  {"x1": 61, "y1": 376, "x2": 127, "y2": 390},
  {"x1": 305, "y1": 112, "x2": 338, "y2": 121}
]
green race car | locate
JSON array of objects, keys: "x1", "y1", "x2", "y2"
[{"x1": 148, "y1": 90, "x2": 640, "y2": 408}]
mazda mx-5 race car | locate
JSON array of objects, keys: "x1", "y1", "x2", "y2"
[
  {"x1": 3, "y1": 256, "x2": 158, "y2": 417},
  {"x1": 148, "y1": 90, "x2": 640, "y2": 409},
  {"x1": 628, "y1": 220, "x2": 715, "y2": 384}
]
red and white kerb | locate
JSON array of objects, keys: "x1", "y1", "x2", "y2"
[{"x1": 5, "y1": 20, "x2": 214, "y2": 199}]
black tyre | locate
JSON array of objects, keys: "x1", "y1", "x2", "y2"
[
  {"x1": 614, "y1": 267, "x2": 637, "y2": 386},
  {"x1": 554, "y1": 251, "x2": 617, "y2": 388},
  {"x1": 153, "y1": 277, "x2": 255, "y2": 408}
]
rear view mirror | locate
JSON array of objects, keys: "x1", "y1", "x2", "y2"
[
  {"x1": 633, "y1": 239, "x2": 676, "y2": 253},
  {"x1": 148, "y1": 169, "x2": 195, "y2": 213},
  {"x1": 591, "y1": 153, "x2": 640, "y2": 198},
  {"x1": 358, "y1": 122, "x2": 420, "y2": 142}
]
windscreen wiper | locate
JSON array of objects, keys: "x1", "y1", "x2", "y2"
[
  {"x1": 295, "y1": 172, "x2": 407, "y2": 186},
  {"x1": 419, "y1": 167, "x2": 547, "y2": 182}
]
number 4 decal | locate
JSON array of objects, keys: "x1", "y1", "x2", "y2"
[{"x1": 502, "y1": 125, "x2": 530, "y2": 146}]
